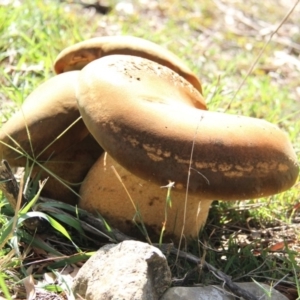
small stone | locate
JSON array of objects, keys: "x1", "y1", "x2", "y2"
[
  {"x1": 72, "y1": 240, "x2": 171, "y2": 300},
  {"x1": 160, "y1": 283, "x2": 289, "y2": 300}
]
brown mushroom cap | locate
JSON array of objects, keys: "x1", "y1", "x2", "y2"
[
  {"x1": 0, "y1": 71, "x2": 88, "y2": 166},
  {"x1": 0, "y1": 71, "x2": 103, "y2": 204},
  {"x1": 77, "y1": 55, "x2": 299, "y2": 200},
  {"x1": 79, "y1": 153, "x2": 213, "y2": 240},
  {"x1": 54, "y1": 35, "x2": 203, "y2": 95}
]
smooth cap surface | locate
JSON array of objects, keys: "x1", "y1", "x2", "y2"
[
  {"x1": 77, "y1": 55, "x2": 299, "y2": 200},
  {"x1": 0, "y1": 71, "x2": 88, "y2": 165}
]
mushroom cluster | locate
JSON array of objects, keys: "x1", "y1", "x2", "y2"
[{"x1": 0, "y1": 36, "x2": 298, "y2": 241}]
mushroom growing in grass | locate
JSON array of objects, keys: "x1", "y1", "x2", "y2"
[
  {"x1": 0, "y1": 71, "x2": 86, "y2": 165},
  {"x1": 80, "y1": 153, "x2": 213, "y2": 240},
  {"x1": 0, "y1": 36, "x2": 206, "y2": 204},
  {"x1": 0, "y1": 71, "x2": 103, "y2": 204},
  {"x1": 77, "y1": 55, "x2": 299, "y2": 240},
  {"x1": 54, "y1": 35, "x2": 204, "y2": 95}
]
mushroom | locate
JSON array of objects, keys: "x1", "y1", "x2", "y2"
[
  {"x1": 80, "y1": 152, "x2": 213, "y2": 240},
  {"x1": 1, "y1": 36, "x2": 207, "y2": 204},
  {"x1": 0, "y1": 71, "x2": 86, "y2": 165},
  {"x1": 1, "y1": 39, "x2": 298, "y2": 241},
  {"x1": 0, "y1": 71, "x2": 103, "y2": 204},
  {"x1": 76, "y1": 54, "x2": 298, "y2": 240},
  {"x1": 34, "y1": 134, "x2": 102, "y2": 204},
  {"x1": 54, "y1": 35, "x2": 204, "y2": 96}
]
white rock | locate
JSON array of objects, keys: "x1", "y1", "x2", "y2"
[{"x1": 72, "y1": 240, "x2": 171, "y2": 300}]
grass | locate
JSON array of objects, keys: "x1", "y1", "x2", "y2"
[{"x1": 0, "y1": 0, "x2": 300, "y2": 299}]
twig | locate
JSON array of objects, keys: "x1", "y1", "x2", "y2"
[
  {"x1": 156, "y1": 243, "x2": 259, "y2": 300},
  {"x1": 60, "y1": 0, "x2": 112, "y2": 14}
]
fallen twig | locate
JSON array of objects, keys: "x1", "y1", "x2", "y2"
[{"x1": 156, "y1": 243, "x2": 259, "y2": 300}]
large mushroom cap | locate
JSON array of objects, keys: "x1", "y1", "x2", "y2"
[
  {"x1": 0, "y1": 71, "x2": 103, "y2": 204},
  {"x1": 0, "y1": 71, "x2": 88, "y2": 166},
  {"x1": 79, "y1": 153, "x2": 213, "y2": 240},
  {"x1": 54, "y1": 35, "x2": 203, "y2": 94},
  {"x1": 77, "y1": 55, "x2": 299, "y2": 200}
]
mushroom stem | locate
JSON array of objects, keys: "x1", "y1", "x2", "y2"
[{"x1": 79, "y1": 153, "x2": 213, "y2": 240}]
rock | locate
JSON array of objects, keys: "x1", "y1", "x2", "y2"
[
  {"x1": 72, "y1": 240, "x2": 171, "y2": 300},
  {"x1": 160, "y1": 283, "x2": 289, "y2": 300}
]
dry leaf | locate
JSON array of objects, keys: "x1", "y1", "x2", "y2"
[{"x1": 22, "y1": 275, "x2": 36, "y2": 300}]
